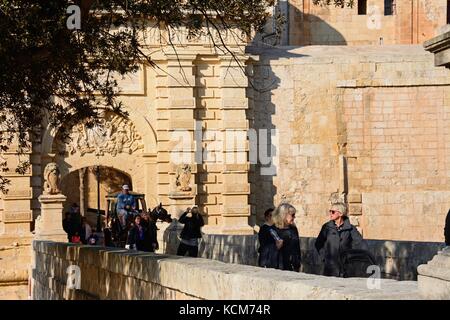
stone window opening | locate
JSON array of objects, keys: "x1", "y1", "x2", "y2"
[
  {"x1": 358, "y1": 0, "x2": 367, "y2": 15},
  {"x1": 384, "y1": 0, "x2": 396, "y2": 16}
]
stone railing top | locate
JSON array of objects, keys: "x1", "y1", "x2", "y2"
[
  {"x1": 32, "y1": 240, "x2": 420, "y2": 300},
  {"x1": 424, "y1": 29, "x2": 450, "y2": 53}
]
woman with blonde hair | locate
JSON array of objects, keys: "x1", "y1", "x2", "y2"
[{"x1": 272, "y1": 203, "x2": 301, "y2": 272}]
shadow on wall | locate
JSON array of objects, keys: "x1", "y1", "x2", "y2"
[
  {"x1": 245, "y1": 46, "x2": 309, "y2": 225},
  {"x1": 252, "y1": 3, "x2": 347, "y2": 46},
  {"x1": 33, "y1": 242, "x2": 190, "y2": 300},
  {"x1": 300, "y1": 237, "x2": 446, "y2": 280}
]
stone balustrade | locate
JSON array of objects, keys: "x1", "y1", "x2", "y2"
[
  {"x1": 31, "y1": 240, "x2": 421, "y2": 300},
  {"x1": 417, "y1": 247, "x2": 450, "y2": 300}
]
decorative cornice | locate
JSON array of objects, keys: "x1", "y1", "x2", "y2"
[{"x1": 424, "y1": 26, "x2": 450, "y2": 68}]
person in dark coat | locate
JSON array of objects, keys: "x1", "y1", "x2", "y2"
[
  {"x1": 258, "y1": 208, "x2": 283, "y2": 268},
  {"x1": 177, "y1": 206, "x2": 204, "y2": 257},
  {"x1": 272, "y1": 203, "x2": 301, "y2": 272},
  {"x1": 126, "y1": 215, "x2": 147, "y2": 251},
  {"x1": 315, "y1": 202, "x2": 368, "y2": 277},
  {"x1": 62, "y1": 212, "x2": 73, "y2": 242},
  {"x1": 445, "y1": 209, "x2": 450, "y2": 246},
  {"x1": 63, "y1": 211, "x2": 82, "y2": 243},
  {"x1": 141, "y1": 212, "x2": 159, "y2": 252}
]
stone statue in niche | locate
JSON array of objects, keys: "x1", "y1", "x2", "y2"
[
  {"x1": 176, "y1": 164, "x2": 192, "y2": 192},
  {"x1": 43, "y1": 162, "x2": 61, "y2": 195},
  {"x1": 59, "y1": 112, "x2": 144, "y2": 157}
]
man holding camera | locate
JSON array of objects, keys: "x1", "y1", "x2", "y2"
[{"x1": 177, "y1": 206, "x2": 204, "y2": 257}]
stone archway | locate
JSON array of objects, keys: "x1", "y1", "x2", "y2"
[
  {"x1": 60, "y1": 166, "x2": 132, "y2": 227},
  {"x1": 39, "y1": 110, "x2": 158, "y2": 219}
]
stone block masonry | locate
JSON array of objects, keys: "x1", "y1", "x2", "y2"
[
  {"x1": 249, "y1": 45, "x2": 450, "y2": 243},
  {"x1": 32, "y1": 240, "x2": 420, "y2": 300}
]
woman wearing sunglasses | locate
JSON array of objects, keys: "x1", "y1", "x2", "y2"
[{"x1": 315, "y1": 202, "x2": 367, "y2": 277}]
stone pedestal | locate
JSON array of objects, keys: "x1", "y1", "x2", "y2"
[
  {"x1": 417, "y1": 247, "x2": 450, "y2": 300},
  {"x1": 168, "y1": 192, "x2": 196, "y2": 218},
  {"x1": 34, "y1": 194, "x2": 67, "y2": 242}
]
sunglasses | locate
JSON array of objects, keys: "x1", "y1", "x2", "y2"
[{"x1": 329, "y1": 210, "x2": 340, "y2": 215}]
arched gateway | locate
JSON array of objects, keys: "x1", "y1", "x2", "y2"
[{"x1": 40, "y1": 109, "x2": 159, "y2": 219}]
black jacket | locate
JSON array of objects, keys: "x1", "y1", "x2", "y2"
[
  {"x1": 141, "y1": 219, "x2": 159, "y2": 252},
  {"x1": 258, "y1": 224, "x2": 279, "y2": 268},
  {"x1": 315, "y1": 218, "x2": 367, "y2": 277},
  {"x1": 445, "y1": 209, "x2": 450, "y2": 246},
  {"x1": 62, "y1": 217, "x2": 82, "y2": 242},
  {"x1": 126, "y1": 224, "x2": 148, "y2": 251},
  {"x1": 274, "y1": 225, "x2": 301, "y2": 272},
  {"x1": 179, "y1": 211, "x2": 204, "y2": 240}
]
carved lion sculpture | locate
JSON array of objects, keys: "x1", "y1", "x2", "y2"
[{"x1": 43, "y1": 162, "x2": 61, "y2": 195}]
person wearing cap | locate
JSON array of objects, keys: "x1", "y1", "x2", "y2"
[
  {"x1": 116, "y1": 185, "x2": 135, "y2": 227},
  {"x1": 177, "y1": 206, "x2": 204, "y2": 257},
  {"x1": 315, "y1": 202, "x2": 367, "y2": 277}
]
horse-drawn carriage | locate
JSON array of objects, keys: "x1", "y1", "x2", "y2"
[{"x1": 103, "y1": 191, "x2": 172, "y2": 248}]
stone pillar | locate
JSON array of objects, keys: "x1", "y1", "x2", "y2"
[
  {"x1": 217, "y1": 55, "x2": 253, "y2": 235},
  {"x1": 417, "y1": 247, "x2": 450, "y2": 300},
  {"x1": 34, "y1": 194, "x2": 67, "y2": 242},
  {"x1": 158, "y1": 52, "x2": 198, "y2": 218},
  {"x1": 78, "y1": 168, "x2": 86, "y2": 216}
]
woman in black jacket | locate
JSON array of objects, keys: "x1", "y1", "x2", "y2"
[
  {"x1": 141, "y1": 213, "x2": 159, "y2": 252},
  {"x1": 126, "y1": 215, "x2": 147, "y2": 251},
  {"x1": 258, "y1": 208, "x2": 283, "y2": 268},
  {"x1": 315, "y1": 202, "x2": 368, "y2": 277},
  {"x1": 177, "y1": 206, "x2": 204, "y2": 257},
  {"x1": 272, "y1": 203, "x2": 301, "y2": 272}
]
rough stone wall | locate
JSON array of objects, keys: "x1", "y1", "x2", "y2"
[
  {"x1": 31, "y1": 240, "x2": 421, "y2": 300},
  {"x1": 250, "y1": 45, "x2": 450, "y2": 243},
  {"x1": 288, "y1": 0, "x2": 447, "y2": 45}
]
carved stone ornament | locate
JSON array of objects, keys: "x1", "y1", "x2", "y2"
[
  {"x1": 58, "y1": 112, "x2": 144, "y2": 157},
  {"x1": 329, "y1": 191, "x2": 346, "y2": 205},
  {"x1": 43, "y1": 162, "x2": 61, "y2": 195},
  {"x1": 176, "y1": 164, "x2": 192, "y2": 192}
]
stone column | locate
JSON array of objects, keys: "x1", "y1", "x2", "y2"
[
  {"x1": 217, "y1": 55, "x2": 253, "y2": 235},
  {"x1": 78, "y1": 168, "x2": 86, "y2": 216},
  {"x1": 159, "y1": 52, "x2": 198, "y2": 218},
  {"x1": 34, "y1": 194, "x2": 67, "y2": 242}
]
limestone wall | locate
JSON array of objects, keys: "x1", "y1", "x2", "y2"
[
  {"x1": 288, "y1": 0, "x2": 447, "y2": 45},
  {"x1": 0, "y1": 237, "x2": 32, "y2": 299},
  {"x1": 31, "y1": 240, "x2": 421, "y2": 300},
  {"x1": 250, "y1": 45, "x2": 450, "y2": 243}
]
